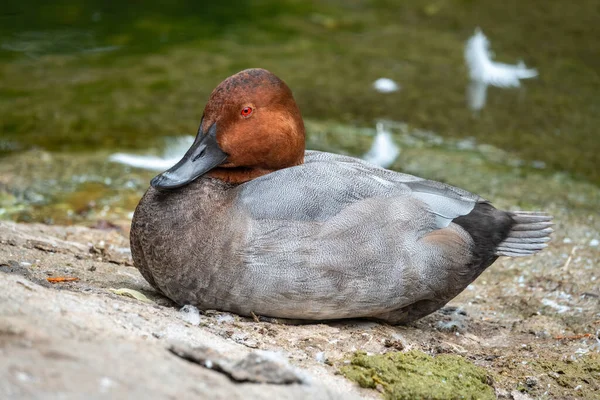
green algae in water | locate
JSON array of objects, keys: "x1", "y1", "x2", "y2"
[
  {"x1": 341, "y1": 350, "x2": 495, "y2": 400},
  {"x1": 1, "y1": 1, "x2": 600, "y2": 184}
]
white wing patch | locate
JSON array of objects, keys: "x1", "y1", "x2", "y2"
[{"x1": 410, "y1": 191, "x2": 476, "y2": 228}]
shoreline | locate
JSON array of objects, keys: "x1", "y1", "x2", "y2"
[{"x1": 1, "y1": 217, "x2": 598, "y2": 398}]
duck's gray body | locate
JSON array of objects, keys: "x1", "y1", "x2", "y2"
[{"x1": 131, "y1": 151, "x2": 551, "y2": 324}]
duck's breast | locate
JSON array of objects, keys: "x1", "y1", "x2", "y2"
[{"x1": 131, "y1": 177, "x2": 248, "y2": 307}]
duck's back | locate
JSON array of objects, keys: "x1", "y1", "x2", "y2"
[{"x1": 132, "y1": 151, "x2": 549, "y2": 324}]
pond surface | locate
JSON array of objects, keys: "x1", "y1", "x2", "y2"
[{"x1": 1, "y1": 1, "x2": 599, "y2": 224}]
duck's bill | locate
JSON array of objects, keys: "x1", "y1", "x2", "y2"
[{"x1": 150, "y1": 124, "x2": 227, "y2": 190}]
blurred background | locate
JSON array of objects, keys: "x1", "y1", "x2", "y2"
[{"x1": 1, "y1": 0, "x2": 598, "y2": 227}]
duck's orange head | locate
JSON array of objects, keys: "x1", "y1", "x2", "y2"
[{"x1": 151, "y1": 68, "x2": 305, "y2": 189}]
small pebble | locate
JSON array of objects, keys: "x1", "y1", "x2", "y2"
[
  {"x1": 589, "y1": 239, "x2": 599, "y2": 247},
  {"x1": 99, "y1": 376, "x2": 116, "y2": 393},
  {"x1": 15, "y1": 371, "x2": 33, "y2": 382},
  {"x1": 216, "y1": 314, "x2": 234, "y2": 324},
  {"x1": 525, "y1": 376, "x2": 538, "y2": 387},
  {"x1": 315, "y1": 352, "x2": 326, "y2": 363},
  {"x1": 179, "y1": 305, "x2": 201, "y2": 326}
]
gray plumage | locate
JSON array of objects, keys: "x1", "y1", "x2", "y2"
[{"x1": 131, "y1": 151, "x2": 552, "y2": 324}]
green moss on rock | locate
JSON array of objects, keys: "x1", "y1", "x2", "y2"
[
  {"x1": 340, "y1": 350, "x2": 495, "y2": 400},
  {"x1": 533, "y1": 353, "x2": 600, "y2": 395}
]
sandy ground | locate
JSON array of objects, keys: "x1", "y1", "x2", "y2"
[{"x1": 0, "y1": 214, "x2": 598, "y2": 399}]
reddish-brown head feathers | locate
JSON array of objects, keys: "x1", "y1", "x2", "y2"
[{"x1": 200, "y1": 69, "x2": 305, "y2": 183}]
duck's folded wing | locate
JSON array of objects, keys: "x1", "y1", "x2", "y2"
[
  {"x1": 401, "y1": 180, "x2": 481, "y2": 228},
  {"x1": 234, "y1": 151, "x2": 480, "y2": 228}
]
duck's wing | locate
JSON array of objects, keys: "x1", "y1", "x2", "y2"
[
  {"x1": 230, "y1": 151, "x2": 551, "y2": 323},
  {"x1": 234, "y1": 150, "x2": 481, "y2": 229},
  {"x1": 230, "y1": 151, "x2": 483, "y2": 321}
]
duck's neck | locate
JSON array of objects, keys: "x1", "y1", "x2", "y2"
[
  {"x1": 207, "y1": 156, "x2": 305, "y2": 184},
  {"x1": 207, "y1": 167, "x2": 273, "y2": 184}
]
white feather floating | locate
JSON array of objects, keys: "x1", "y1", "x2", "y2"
[
  {"x1": 465, "y1": 28, "x2": 538, "y2": 88},
  {"x1": 373, "y1": 78, "x2": 400, "y2": 93},
  {"x1": 362, "y1": 123, "x2": 400, "y2": 168},
  {"x1": 466, "y1": 80, "x2": 488, "y2": 112},
  {"x1": 109, "y1": 136, "x2": 194, "y2": 171},
  {"x1": 465, "y1": 28, "x2": 538, "y2": 111}
]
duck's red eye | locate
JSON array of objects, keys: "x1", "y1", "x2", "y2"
[{"x1": 241, "y1": 106, "x2": 253, "y2": 117}]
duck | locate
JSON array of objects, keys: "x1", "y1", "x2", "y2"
[{"x1": 130, "y1": 68, "x2": 552, "y2": 324}]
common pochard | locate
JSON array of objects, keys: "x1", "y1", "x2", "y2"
[{"x1": 131, "y1": 68, "x2": 552, "y2": 324}]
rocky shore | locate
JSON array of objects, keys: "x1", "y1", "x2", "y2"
[{"x1": 0, "y1": 215, "x2": 598, "y2": 399}]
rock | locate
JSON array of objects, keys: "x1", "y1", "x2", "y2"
[
  {"x1": 0, "y1": 221, "x2": 89, "y2": 254},
  {"x1": 0, "y1": 260, "x2": 29, "y2": 277},
  {"x1": 511, "y1": 390, "x2": 534, "y2": 400},
  {"x1": 233, "y1": 352, "x2": 303, "y2": 384},
  {"x1": 525, "y1": 376, "x2": 538, "y2": 388},
  {"x1": 0, "y1": 274, "x2": 352, "y2": 400},
  {"x1": 1, "y1": 218, "x2": 598, "y2": 399},
  {"x1": 169, "y1": 343, "x2": 303, "y2": 384}
]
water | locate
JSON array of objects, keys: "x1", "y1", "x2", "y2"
[{"x1": 1, "y1": 1, "x2": 599, "y2": 224}]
